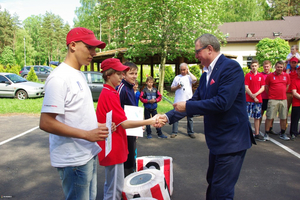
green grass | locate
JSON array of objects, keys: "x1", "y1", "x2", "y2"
[
  {"x1": 0, "y1": 98, "x2": 44, "y2": 114},
  {"x1": 0, "y1": 92, "x2": 175, "y2": 115}
]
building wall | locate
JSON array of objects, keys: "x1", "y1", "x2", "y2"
[{"x1": 221, "y1": 41, "x2": 300, "y2": 68}]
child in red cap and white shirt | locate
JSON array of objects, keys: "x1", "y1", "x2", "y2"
[{"x1": 96, "y1": 58, "x2": 164, "y2": 200}]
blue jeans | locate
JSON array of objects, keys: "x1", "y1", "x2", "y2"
[
  {"x1": 171, "y1": 116, "x2": 194, "y2": 135},
  {"x1": 57, "y1": 155, "x2": 98, "y2": 200}
]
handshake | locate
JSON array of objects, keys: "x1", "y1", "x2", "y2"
[{"x1": 151, "y1": 114, "x2": 168, "y2": 128}]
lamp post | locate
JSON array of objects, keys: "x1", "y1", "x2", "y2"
[{"x1": 23, "y1": 36, "x2": 26, "y2": 67}]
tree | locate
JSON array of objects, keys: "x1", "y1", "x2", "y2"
[
  {"x1": 27, "y1": 67, "x2": 38, "y2": 82},
  {"x1": 91, "y1": 0, "x2": 223, "y2": 93},
  {"x1": 219, "y1": 0, "x2": 271, "y2": 22},
  {"x1": 40, "y1": 12, "x2": 69, "y2": 64},
  {"x1": 14, "y1": 29, "x2": 37, "y2": 67},
  {"x1": 255, "y1": 37, "x2": 290, "y2": 66},
  {"x1": 268, "y1": 0, "x2": 300, "y2": 20},
  {"x1": 0, "y1": 46, "x2": 16, "y2": 66},
  {"x1": 0, "y1": 8, "x2": 16, "y2": 54}
]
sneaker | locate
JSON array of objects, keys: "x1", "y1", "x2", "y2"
[
  {"x1": 188, "y1": 134, "x2": 196, "y2": 139},
  {"x1": 158, "y1": 134, "x2": 167, "y2": 139},
  {"x1": 290, "y1": 134, "x2": 296, "y2": 140},
  {"x1": 264, "y1": 133, "x2": 270, "y2": 141},
  {"x1": 170, "y1": 134, "x2": 177, "y2": 138},
  {"x1": 254, "y1": 134, "x2": 266, "y2": 141},
  {"x1": 279, "y1": 134, "x2": 290, "y2": 141},
  {"x1": 147, "y1": 134, "x2": 152, "y2": 139}
]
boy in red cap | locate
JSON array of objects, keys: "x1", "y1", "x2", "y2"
[
  {"x1": 96, "y1": 58, "x2": 163, "y2": 200},
  {"x1": 40, "y1": 27, "x2": 109, "y2": 200}
]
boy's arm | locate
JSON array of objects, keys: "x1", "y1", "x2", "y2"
[
  {"x1": 139, "y1": 90, "x2": 148, "y2": 103},
  {"x1": 39, "y1": 113, "x2": 108, "y2": 142},
  {"x1": 156, "y1": 90, "x2": 162, "y2": 102}
]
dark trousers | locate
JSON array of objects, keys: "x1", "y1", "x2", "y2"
[
  {"x1": 123, "y1": 136, "x2": 137, "y2": 177},
  {"x1": 144, "y1": 108, "x2": 162, "y2": 135},
  {"x1": 290, "y1": 106, "x2": 300, "y2": 136},
  {"x1": 206, "y1": 149, "x2": 247, "y2": 200}
]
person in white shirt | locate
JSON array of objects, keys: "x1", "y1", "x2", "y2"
[
  {"x1": 39, "y1": 27, "x2": 111, "y2": 200},
  {"x1": 170, "y1": 63, "x2": 197, "y2": 138}
]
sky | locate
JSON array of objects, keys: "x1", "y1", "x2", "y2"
[{"x1": 0, "y1": 0, "x2": 82, "y2": 27}]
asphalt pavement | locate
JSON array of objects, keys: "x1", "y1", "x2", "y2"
[{"x1": 1, "y1": 114, "x2": 300, "y2": 200}]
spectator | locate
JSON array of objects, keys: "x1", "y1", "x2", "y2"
[
  {"x1": 260, "y1": 60, "x2": 275, "y2": 135},
  {"x1": 116, "y1": 61, "x2": 138, "y2": 177},
  {"x1": 133, "y1": 80, "x2": 141, "y2": 106},
  {"x1": 290, "y1": 66, "x2": 300, "y2": 139},
  {"x1": 39, "y1": 27, "x2": 109, "y2": 200},
  {"x1": 170, "y1": 63, "x2": 197, "y2": 138},
  {"x1": 245, "y1": 60, "x2": 266, "y2": 141},
  {"x1": 265, "y1": 61, "x2": 290, "y2": 140},
  {"x1": 286, "y1": 45, "x2": 300, "y2": 73},
  {"x1": 140, "y1": 76, "x2": 167, "y2": 139},
  {"x1": 286, "y1": 57, "x2": 299, "y2": 129}
]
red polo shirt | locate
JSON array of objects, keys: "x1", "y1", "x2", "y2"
[
  {"x1": 96, "y1": 84, "x2": 128, "y2": 166},
  {"x1": 265, "y1": 72, "x2": 290, "y2": 100},
  {"x1": 245, "y1": 71, "x2": 265, "y2": 103},
  {"x1": 287, "y1": 70, "x2": 298, "y2": 93},
  {"x1": 290, "y1": 78, "x2": 300, "y2": 107}
]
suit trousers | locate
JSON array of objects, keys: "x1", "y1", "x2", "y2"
[{"x1": 206, "y1": 149, "x2": 247, "y2": 200}]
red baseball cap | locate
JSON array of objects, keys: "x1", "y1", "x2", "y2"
[
  {"x1": 290, "y1": 57, "x2": 299, "y2": 63},
  {"x1": 101, "y1": 58, "x2": 130, "y2": 72},
  {"x1": 66, "y1": 27, "x2": 106, "y2": 49}
]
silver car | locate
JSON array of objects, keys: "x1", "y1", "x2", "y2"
[
  {"x1": 83, "y1": 71, "x2": 104, "y2": 101},
  {"x1": 0, "y1": 73, "x2": 44, "y2": 100}
]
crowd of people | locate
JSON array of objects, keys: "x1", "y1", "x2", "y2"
[
  {"x1": 39, "y1": 26, "x2": 299, "y2": 200},
  {"x1": 245, "y1": 45, "x2": 300, "y2": 142}
]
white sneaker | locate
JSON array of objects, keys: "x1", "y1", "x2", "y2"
[{"x1": 264, "y1": 133, "x2": 270, "y2": 141}]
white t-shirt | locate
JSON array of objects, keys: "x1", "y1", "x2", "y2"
[
  {"x1": 171, "y1": 74, "x2": 194, "y2": 103},
  {"x1": 41, "y1": 63, "x2": 101, "y2": 168}
]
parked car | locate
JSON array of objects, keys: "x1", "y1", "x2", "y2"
[
  {"x1": 0, "y1": 73, "x2": 44, "y2": 100},
  {"x1": 19, "y1": 65, "x2": 53, "y2": 81},
  {"x1": 83, "y1": 71, "x2": 104, "y2": 101}
]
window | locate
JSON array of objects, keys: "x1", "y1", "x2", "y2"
[{"x1": 91, "y1": 73, "x2": 104, "y2": 84}]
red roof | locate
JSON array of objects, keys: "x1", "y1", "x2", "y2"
[{"x1": 219, "y1": 16, "x2": 300, "y2": 42}]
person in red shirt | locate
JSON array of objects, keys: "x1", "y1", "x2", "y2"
[
  {"x1": 265, "y1": 61, "x2": 291, "y2": 140},
  {"x1": 286, "y1": 57, "x2": 299, "y2": 129},
  {"x1": 290, "y1": 64, "x2": 300, "y2": 139},
  {"x1": 96, "y1": 58, "x2": 163, "y2": 200},
  {"x1": 260, "y1": 60, "x2": 276, "y2": 135},
  {"x1": 245, "y1": 60, "x2": 265, "y2": 141}
]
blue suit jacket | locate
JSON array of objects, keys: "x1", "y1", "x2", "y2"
[{"x1": 166, "y1": 54, "x2": 255, "y2": 155}]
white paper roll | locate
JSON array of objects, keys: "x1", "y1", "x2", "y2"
[
  {"x1": 122, "y1": 169, "x2": 170, "y2": 200},
  {"x1": 136, "y1": 156, "x2": 173, "y2": 196}
]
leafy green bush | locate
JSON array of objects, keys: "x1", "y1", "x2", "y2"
[
  {"x1": 189, "y1": 64, "x2": 201, "y2": 80},
  {"x1": 256, "y1": 38, "x2": 290, "y2": 66},
  {"x1": 0, "y1": 64, "x2": 6, "y2": 72},
  {"x1": 164, "y1": 65, "x2": 175, "y2": 84},
  {"x1": 27, "y1": 67, "x2": 38, "y2": 82},
  {"x1": 5, "y1": 64, "x2": 21, "y2": 75}
]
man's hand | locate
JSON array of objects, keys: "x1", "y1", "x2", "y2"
[
  {"x1": 152, "y1": 114, "x2": 167, "y2": 128},
  {"x1": 85, "y1": 125, "x2": 109, "y2": 142},
  {"x1": 173, "y1": 101, "x2": 186, "y2": 112}
]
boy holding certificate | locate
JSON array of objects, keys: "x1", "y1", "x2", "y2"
[{"x1": 96, "y1": 58, "x2": 163, "y2": 200}]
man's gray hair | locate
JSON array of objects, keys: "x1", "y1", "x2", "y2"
[
  {"x1": 195, "y1": 34, "x2": 220, "y2": 52},
  {"x1": 180, "y1": 62, "x2": 188, "y2": 69}
]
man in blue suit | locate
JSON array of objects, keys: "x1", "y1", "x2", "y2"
[{"x1": 159, "y1": 34, "x2": 255, "y2": 200}]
